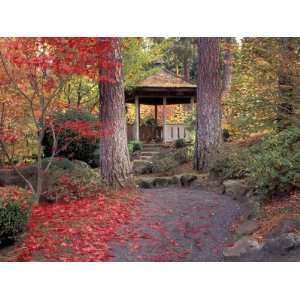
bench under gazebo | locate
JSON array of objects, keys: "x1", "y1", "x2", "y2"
[{"x1": 125, "y1": 68, "x2": 197, "y2": 143}]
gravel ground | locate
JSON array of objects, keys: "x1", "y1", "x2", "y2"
[{"x1": 108, "y1": 187, "x2": 243, "y2": 261}]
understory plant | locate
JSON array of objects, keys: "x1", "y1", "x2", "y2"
[
  {"x1": 128, "y1": 140, "x2": 143, "y2": 154},
  {"x1": 152, "y1": 145, "x2": 193, "y2": 173},
  {"x1": 42, "y1": 109, "x2": 100, "y2": 167},
  {"x1": 212, "y1": 127, "x2": 300, "y2": 200},
  {"x1": 0, "y1": 186, "x2": 32, "y2": 246},
  {"x1": 42, "y1": 158, "x2": 101, "y2": 202}
]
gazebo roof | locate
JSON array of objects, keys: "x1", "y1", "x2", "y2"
[
  {"x1": 125, "y1": 68, "x2": 197, "y2": 105},
  {"x1": 136, "y1": 68, "x2": 196, "y2": 88}
]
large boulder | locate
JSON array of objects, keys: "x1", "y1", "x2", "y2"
[
  {"x1": 260, "y1": 233, "x2": 300, "y2": 258},
  {"x1": 180, "y1": 174, "x2": 197, "y2": 187},
  {"x1": 0, "y1": 165, "x2": 37, "y2": 188},
  {"x1": 223, "y1": 179, "x2": 248, "y2": 200},
  {"x1": 0, "y1": 159, "x2": 100, "y2": 202}
]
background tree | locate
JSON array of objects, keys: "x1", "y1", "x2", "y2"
[
  {"x1": 0, "y1": 38, "x2": 116, "y2": 201},
  {"x1": 225, "y1": 37, "x2": 300, "y2": 138},
  {"x1": 194, "y1": 37, "x2": 222, "y2": 172},
  {"x1": 98, "y1": 38, "x2": 133, "y2": 188}
]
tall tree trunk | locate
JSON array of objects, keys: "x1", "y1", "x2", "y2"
[
  {"x1": 98, "y1": 38, "x2": 133, "y2": 188},
  {"x1": 194, "y1": 37, "x2": 222, "y2": 172},
  {"x1": 276, "y1": 38, "x2": 296, "y2": 130},
  {"x1": 221, "y1": 37, "x2": 234, "y2": 100}
]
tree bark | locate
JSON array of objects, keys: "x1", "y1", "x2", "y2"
[
  {"x1": 194, "y1": 37, "x2": 222, "y2": 172},
  {"x1": 98, "y1": 38, "x2": 133, "y2": 188},
  {"x1": 221, "y1": 37, "x2": 234, "y2": 100},
  {"x1": 276, "y1": 38, "x2": 296, "y2": 130}
]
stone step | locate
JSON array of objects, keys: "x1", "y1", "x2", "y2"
[
  {"x1": 142, "y1": 147, "x2": 161, "y2": 152},
  {"x1": 140, "y1": 151, "x2": 159, "y2": 156},
  {"x1": 143, "y1": 144, "x2": 162, "y2": 148},
  {"x1": 139, "y1": 156, "x2": 153, "y2": 160}
]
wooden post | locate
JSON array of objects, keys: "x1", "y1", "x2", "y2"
[
  {"x1": 135, "y1": 96, "x2": 140, "y2": 141},
  {"x1": 154, "y1": 104, "x2": 158, "y2": 125},
  {"x1": 163, "y1": 97, "x2": 167, "y2": 143},
  {"x1": 190, "y1": 96, "x2": 195, "y2": 113}
]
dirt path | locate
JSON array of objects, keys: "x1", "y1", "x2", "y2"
[{"x1": 109, "y1": 187, "x2": 243, "y2": 261}]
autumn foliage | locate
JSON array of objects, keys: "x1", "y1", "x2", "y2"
[{"x1": 11, "y1": 190, "x2": 139, "y2": 262}]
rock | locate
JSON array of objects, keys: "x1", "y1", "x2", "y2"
[
  {"x1": 236, "y1": 220, "x2": 260, "y2": 237},
  {"x1": 135, "y1": 177, "x2": 154, "y2": 189},
  {"x1": 223, "y1": 237, "x2": 262, "y2": 261},
  {"x1": 133, "y1": 160, "x2": 153, "y2": 175},
  {"x1": 180, "y1": 174, "x2": 197, "y2": 187},
  {"x1": 244, "y1": 200, "x2": 261, "y2": 220},
  {"x1": 153, "y1": 177, "x2": 170, "y2": 187},
  {"x1": 223, "y1": 179, "x2": 248, "y2": 200},
  {"x1": 261, "y1": 233, "x2": 300, "y2": 256},
  {"x1": 73, "y1": 160, "x2": 90, "y2": 169},
  {"x1": 267, "y1": 217, "x2": 300, "y2": 238},
  {"x1": 170, "y1": 175, "x2": 181, "y2": 186},
  {"x1": 0, "y1": 165, "x2": 37, "y2": 188}
]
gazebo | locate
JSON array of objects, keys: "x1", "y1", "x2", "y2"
[{"x1": 125, "y1": 68, "x2": 197, "y2": 143}]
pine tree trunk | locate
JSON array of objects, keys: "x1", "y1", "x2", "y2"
[
  {"x1": 277, "y1": 38, "x2": 295, "y2": 130},
  {"x1": 98, "y1": 38, "x2": 133, "y2": 188},
  {"x1": 221, "y1": 37, "x2": 234, "y2": 100},
  {"x1": 194, "y1": 37, "x2": 222, "y2": 172}
]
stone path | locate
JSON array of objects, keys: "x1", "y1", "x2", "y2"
[{"x1": 108, "y1": 187, "x2": 243, "y2": 261}]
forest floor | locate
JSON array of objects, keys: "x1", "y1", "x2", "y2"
[
  {"x1": 0, "y1": 187, "x2": 243, "y2": 262},
  {"x1": 109, "y1": 187, "x2": 243, "y2": 261}
]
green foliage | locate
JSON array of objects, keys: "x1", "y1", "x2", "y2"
[
  {"x1": 225, "y1": 38, "x2": 300, "y2": 138},
  {"x1": 212, "y1": 127, "x2": 300, "y2": 199},
  {"x1": 248, "y1": 127, "x2": 300, "y2": 197},
  {"x1": 152, "y1": 146, "x2": 193, "y2": 173},
  {"x1": 128, "y1": 140, "x2": 143, "y2": 154},
  {"x1": 0, "y1": 191, "x2": 31, "y2": 246},
  {"x1": 175, "y1": 138, "x2": 186, "y2": 148},
  {"x1": 62, "y1": 76, "x2": 99, "y2": 111},
  {"x1": 151, "y1": 37, "x2": 197, "y2": 81},
  {"x1": 42, "y1": 109, "x2": 99, "y2": 167},
  {"x1": 211, "y1": 147, "x2": 250, "y2": 180},
  {"x1": 123, "y1": 38, "x2": 168, "y2": 87},
  {"x1": 54, "y1": 108, "x2": 97, "y2": 122}
]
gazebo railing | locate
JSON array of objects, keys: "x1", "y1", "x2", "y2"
[{"x1": 127, "y1": 123, "x2": 191, "y2": 142}]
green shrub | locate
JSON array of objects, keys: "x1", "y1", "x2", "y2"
[
  {"x1": 42, "y1": 109, "x2": 99, "y2": 167},
  {"x1": 152, "y1": 146, "x2": 193, "y2": 173},
  {"x1": 211, "y1": 148, "x2": 250, "y2": 180},
  {"x1": 128, "y1": 140, "x2": 143, "y2": 154},
  {"x1": 247, "y1": 127, "x2": 300, "y2": 197},
  {"x1": 212, "y1": 127, "x2": 300, "y2": 200},
  {"x1": 0, "y1": 186, "x2": 32, "y2": 246},
  {"x1": 175, "y1": 138, "x2": 186, "y2": 148},
  {"x1": 42, "y1": 158, "x2": 101, "y2": 202}
]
